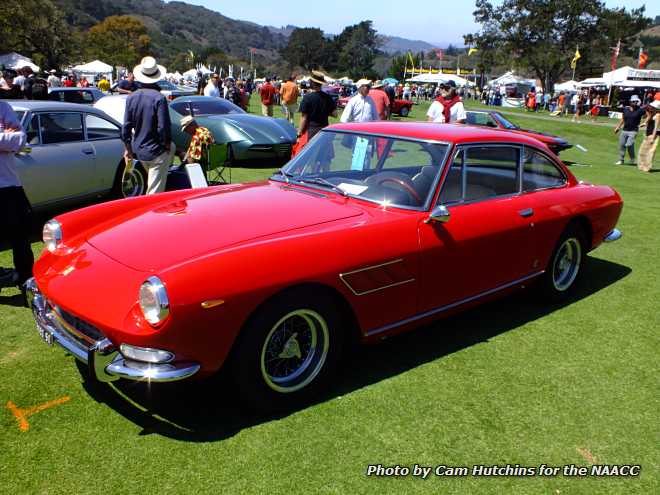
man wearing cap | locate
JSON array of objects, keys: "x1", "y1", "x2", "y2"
[
  {"x1": 427, "y1": 80, "x2": 466, "y2": 124},
  {"x1": 298, "y1": 71, "x2": 337, "y2": 141},
  {"x1": 178, "y1": 116, "x2": 215, "y2": 164},
  {"x1": 614, "y1": 95, "x2": 645, "y2": 165},
  {"x1": 340, "y1": 79, "x2": 378, "y2": 123},
  {"x1": 121, "y1": 56, "x2": 174, "y2": 195},
  {"x1": 638, "y1": 100, "x2": 660, "y2": 172},
  {"x1": 369, "y1": 81, "x2": 390, "y2": 120}
]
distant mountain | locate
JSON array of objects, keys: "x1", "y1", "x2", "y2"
[
  {"x1": 379, "y1": 36, "x2": 439, "y2": 55},
  {"x1": 53, "y1": 0, "x2": 287, "y2": 59}
]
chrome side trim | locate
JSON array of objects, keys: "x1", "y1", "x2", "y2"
[
  {"x1": 201, "y1": 299, "x2": 225, "y2": 309},
  {"x1": 365, "y1": 271, "x2": 544, "y2": 337},
  {"x1": 603, "y1": 228, "x2": 622, "y2": 242},
  {"x1": 339, "y1": 259, "x2": 416, "y2": 296}
]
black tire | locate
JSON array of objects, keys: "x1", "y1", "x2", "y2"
[
  {"x1": 537, "y1": 224, "x2": 587, "y2": 301},
  {"x1": 399, "y1": 106, "x2": 410, "y2": 117},
  {"x1": 111, "y1": 160, "x2": 147, "y2": 199},
  {"x1": 229, "y1": 288, "x2": 346, "y2": 411}
]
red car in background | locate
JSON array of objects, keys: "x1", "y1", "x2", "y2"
[
  {"x1": 338, "y1": 96, "x2": 415, "y2": 117},
  {"x1": 27, "y1": 122, "x2": 622, "y2": 412}
]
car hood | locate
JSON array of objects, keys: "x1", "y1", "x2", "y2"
[
  {"x1": 86, "y1": 181, "x2": 363, "y2": 271},
  {"x1": 514, "y1": 128, "x2": 569, "y2": 144},
  {"x1": 198, "y1": 114, "x2": 297, "y2": 143}
]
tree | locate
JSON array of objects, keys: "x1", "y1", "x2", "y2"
[
  {"x1": 0, "y1": 0, "x2": 73, "y2": 69},
  {"x1": 466, "y1": 0, "x2": 650, "y2": 92},
  {"x1": 333, "y1": 21, "x2": 380, "y2": 79},
  {"x1": 281, "y1": 28, "x2": 328, "y2": 71},
  {"x1": 85, "y1": 15, "x2": 151, "y2": 68}
]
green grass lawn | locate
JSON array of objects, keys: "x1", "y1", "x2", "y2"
[{"x1": 1, "y1": 95, "x2": 658, "y2": 494}]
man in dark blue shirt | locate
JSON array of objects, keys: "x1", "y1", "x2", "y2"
[
  {"x1": 117, "y1": 73, "x2": 139, "y2": 94},
  {"x1": 121, "y1": 57, "x2": 173, "y2": 194}
]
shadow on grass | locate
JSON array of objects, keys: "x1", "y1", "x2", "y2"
[{"x1": 75, "y1": 256, "x2": 630, "y2": 442}]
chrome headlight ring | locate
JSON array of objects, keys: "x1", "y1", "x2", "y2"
[
  {"x1": 139, "y1": 276, "x2": 170, "y2": 326},
  {"x1": 43, "y1": 219, "x2": 63, "y2": 253}
]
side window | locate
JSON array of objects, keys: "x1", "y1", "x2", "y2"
[
  {"x1": 439, "y1": 146, "x2": 520, "y2": 204},
  {"x1": 40, "y1": 113, "x2": 84, "y2": 144},
  {"x1": 86, "y1": 114, "x2": 120, "y2": 140},
  {"x1": 439, "y1": 149, "x2": 463, "y2": 204},
  {"x1": 466, "y1": 112, "x2": 498, "y2": 128},
  {"x1": 26, "y1": 114, "x2": 40, "y2": 145},
  {"x1": 522, "y1": 149, "x2": 566, "y2": 191},
  {"x1": 464, "y1": 146, "x2": 519, "y2": 200},
  {"x1": 81, "y1": 91, "x2": 95, "y2": 104}
]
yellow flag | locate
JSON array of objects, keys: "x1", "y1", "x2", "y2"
[
  {"x1": 407, "y1": 51, "x2": 416, "y2": 66},
  {"x1": 468, "y1": 47, "x2": 478, "y2": 56},
  {"x1": 571, "y1": 48, "x2": 581, "y2": 69}
]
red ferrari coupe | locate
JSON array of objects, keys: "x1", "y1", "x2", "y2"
[{"x1": 27, "y1": 122, "x2": 622, "y2": 411}]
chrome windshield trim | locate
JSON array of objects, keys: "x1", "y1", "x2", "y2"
[
  {"x1": 366, "y1": 271, "x2": 544, "y2": 337},
  {"x1": 322, "y1": 128, "x2": 452, "y2": 147}
]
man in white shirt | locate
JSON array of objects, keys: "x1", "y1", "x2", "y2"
[
  {"x1": 340, "y1": 79, "x2": 378, "y2": 123},
  {"x1": 203, "y1": 73, "x2": 221, "y2": 97},
  {"x1": 426, "y1": 80, "x2": 467, "y2": 123},
  {"x1": 47, "y1": 70, "x2": 61, "y2": 88}
]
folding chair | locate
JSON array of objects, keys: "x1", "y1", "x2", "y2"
[{"x1": 204, "y1": 143, "x2": 231, "y2": 184}]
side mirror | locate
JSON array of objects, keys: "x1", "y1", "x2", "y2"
[
  {"x1": 18, "y1": 146, "x2": 32, "y2": 155},
  {"x1": 425, "y1": 205, "x2": 450, "y2": 224}
]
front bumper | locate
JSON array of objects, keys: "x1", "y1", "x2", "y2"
[{"x1": 25, "y1": 278, "x2": 200, "y2": 383}]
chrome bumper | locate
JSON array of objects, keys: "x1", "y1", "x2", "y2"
[
  {"x1": 604, "y1": 228, "x2": 622, "y2": 242},
  {"x1": 25, "y1": 278, "x2": 200, "y2": 383}
]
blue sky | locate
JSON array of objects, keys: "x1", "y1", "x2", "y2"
[{"x1": 175, "y1": 1, "x2": 655, "y2": 46}]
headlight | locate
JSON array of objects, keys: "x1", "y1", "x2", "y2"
[
  {"x1": 139, "y1": 276, "x2": 170, "y2": 325},
  {"x1": 43, "y1": 219, "x2": 63, "y2": 253}
]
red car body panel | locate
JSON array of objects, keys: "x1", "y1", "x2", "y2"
[{"x1": 32, "y1": 123, "x2": 623, "y2": 378}]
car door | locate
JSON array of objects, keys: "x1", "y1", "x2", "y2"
[
  {"x1": 16, "y1": 111, "x2": 97, "y2": 207},
  {"x1": 84, "y1": 112, "x2": 124, "y2": 191},
  {"x1": 417, "y1": 144, "x2": 538, "y2": 313}
]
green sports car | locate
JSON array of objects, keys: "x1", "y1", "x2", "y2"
[{"x1": 169, "y1": 96, "x2": 297, "y2": 164}]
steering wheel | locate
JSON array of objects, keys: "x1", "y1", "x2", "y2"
[{"x1": 373, "y1": 175, "x2": 423, "y2": 204}]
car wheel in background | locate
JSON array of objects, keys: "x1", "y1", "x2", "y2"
[
  {"x1": 399, "y1": 106, "x2": 410, "y2": 117},
  {"x1": 229, "y1": 288, "x2": 346, "y2": 411},
  {"x1": 112, "y1": 160, "x2": 147, "y2": 199},
  {"x1": 538, "y1": 224, "x2": 587, "y2": 301}
]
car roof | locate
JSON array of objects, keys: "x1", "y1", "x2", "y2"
[
  {"x1": 328, "y1": 122, "x2": 547, "y2": 148},
  {"x1": 8, "y1": 100, "x2": 120, "y2": 122},
  {"x1": 48, "y1": 87, "x2": 100, "y2": 92}
]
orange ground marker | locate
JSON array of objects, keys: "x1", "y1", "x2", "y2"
[{"x1": 6, "y1": 396, "x2": 71, "y2": 432}]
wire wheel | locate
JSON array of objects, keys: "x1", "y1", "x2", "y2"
[
  {"x1": 260, "y1": 309, "x2": 329, "y2": 393},
  {"x1": 552, "y1": 237, "x2": 582, "y2": 291},
  {"x1": 121, "y1": 166, "x2": 145, "y2": 197}
]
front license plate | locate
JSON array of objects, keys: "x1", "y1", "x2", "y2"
[{"x1": 39, "y1": 326, "x2": 54, "y2": 346}]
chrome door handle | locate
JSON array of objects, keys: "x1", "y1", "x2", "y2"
[
  {"x1": 518, "y1": 208, "x2": 534, "y2": 218},
  {"x1": 82, "y1": 148, "x2": 94, "y2": 155}
]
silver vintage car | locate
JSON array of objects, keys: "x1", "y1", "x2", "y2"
[{"x1": 10, "y1": 101, "x2": 145, "y2": 209}]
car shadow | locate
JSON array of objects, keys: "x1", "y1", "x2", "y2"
[{"x1": 76, "y1": 256, "x2": 631, "y2": 442}]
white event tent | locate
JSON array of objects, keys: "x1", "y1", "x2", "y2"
[
  {"x1": 487, "y1": 71, "x2": 536, "y2": 88},
  {"x1": 0, "y1": 52, "x2": 40, "y2": 72},
  {"x1": 603, "y1": 66, "x2": 660, "y2": 89},
  {"x1": 553, "y1": 80, "x2": 579, "y2": 92},
  {"x1": 406, "y1": 72, "x2": 475, "y2": 87}
]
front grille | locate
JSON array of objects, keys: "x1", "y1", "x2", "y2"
[
  {"x1": 56, "y1": 307, "x2": 105, "y2": 342},
  {"x1": 275, "y1": 143, "x2": 292, "y2": 156}
]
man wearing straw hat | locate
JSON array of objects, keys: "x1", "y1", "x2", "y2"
[
  {"x1": 298, "y1": 70, "x2": 337, "y2": 141},
  {"x1": 121, "y1": 56, "x2": 174, "y2": 195}
]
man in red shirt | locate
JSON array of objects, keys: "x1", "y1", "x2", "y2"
[
  {"x1": 369, "y1": 81, "x2": 390, "y2": 120},
  {"x1": 259, "y1": 77, "x2": 276, "y2": 117}
]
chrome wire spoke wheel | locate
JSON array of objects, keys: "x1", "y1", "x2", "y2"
[
  {"x1": 260, "y1": 309, "x2": 329, "y2": 393},
  {"x1": 552, "y1": 238, "x2": 582, "y2": 291},
  {"x1": 122, "y1": 168, "x2": 144, "y2": 197}
]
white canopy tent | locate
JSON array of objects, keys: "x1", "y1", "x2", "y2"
[
  {"x1": 554, "y1": 80, "x2": 579, "y2": 92},
  {"x1": 0, "y1": 52, "x2": 40, "y2": 72},
  {"x1": 72, "y1": 60, "x2": 112, "y2": 74},
  {"x1": 406, "y1": 72, "x2": 475, "y2": 87},
  {"x1": 487, "y1": 71, "x2": 536, "y2": 88},
  {"x1": 577, "y1": 77, "x2": 607, "y2": 88},
  {"x1": 603, "y1": 66, "x2": 660, "y2": 89}
]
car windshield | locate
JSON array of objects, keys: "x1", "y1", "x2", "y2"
[
  {"x1": 171, "y1": 99, "x2": 245, "y2": 116},
  {"x1": 274, "y1": 131, "x2": 449, "y2": 209},
  {"x1": 494, "y1": 113, "x2": 519, "y2": 130}
]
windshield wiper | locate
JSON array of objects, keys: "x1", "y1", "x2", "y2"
[
  {"x1": 295, "y1": 177, "x2": 348, "y2": 196},
  {"x1": 275, "y1": 168, "x2": 295, "y2": 184}
]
